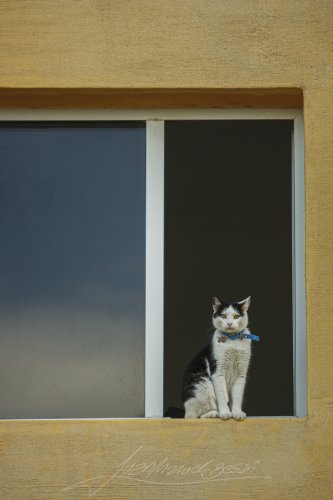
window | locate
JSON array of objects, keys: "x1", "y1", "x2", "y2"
[
  {"x1": 0, "y1": 122, "x2": 146, "y2": 418},
  {"x1": 0, "y1": 110, "x2": 306, "y2": 419},
  {"x1": 164, "y1": 120, "x2": 298, "y2": 417}
]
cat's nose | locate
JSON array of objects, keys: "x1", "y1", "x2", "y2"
[{"x1": 227, "y1": 323, "x2": 233, "y2": 327}]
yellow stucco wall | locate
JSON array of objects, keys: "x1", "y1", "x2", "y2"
[{"x1": 0, "y1": 1, "x2": 332, "y2": 498}]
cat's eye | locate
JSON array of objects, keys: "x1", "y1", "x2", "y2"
[
  {"x1": 234, "y1": 314, "x2": 240, "y2": 319},
  {"x1": 221, "y1": 314, "x2": 227, "y2": 318}
]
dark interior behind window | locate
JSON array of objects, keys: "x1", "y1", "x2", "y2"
[{"x1": 164, "y1": 120, "x2": 293, "y2": 417}]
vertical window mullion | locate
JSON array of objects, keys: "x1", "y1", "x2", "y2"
[
  {"x1": 145, "y1": 121, "x2": 165, "y2": 417},
  {"x1": 293, "y1": 114, "x2": 307, "y2": 417}
]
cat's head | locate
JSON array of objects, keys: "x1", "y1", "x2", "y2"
[{"x1": 212, "y1": 296, "x2": 251, "y2": 333}]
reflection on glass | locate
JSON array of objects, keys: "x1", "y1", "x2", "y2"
[{"x1": 0, "y1": 123, "x2": 146, "y2": 418}]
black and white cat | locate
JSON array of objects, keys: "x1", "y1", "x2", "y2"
[{"x1": 182, "y1": 296, "x2": 257, "y2": 420}]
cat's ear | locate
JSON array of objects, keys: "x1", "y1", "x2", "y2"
[
  {"x1": 212, "y1": 296, "x2": 222, "y2": 312},
  {"x1": 238, "y1": 296, "x2": 251, "y2": 313}
]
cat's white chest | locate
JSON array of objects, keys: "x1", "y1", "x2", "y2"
[{"x1": 213, "y1": 332, "x2": 251, "y2": 379}]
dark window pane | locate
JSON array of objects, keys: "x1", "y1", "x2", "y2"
[
  {"x1": 0, "y1": 122, "x2": 146, "y2": 418},
  {"x1": 164, "y1": 120, "x2": 293, "y2": 416}
]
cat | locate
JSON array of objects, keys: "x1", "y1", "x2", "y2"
[{"x1": 182, "y1": 296, "x2": 257, "y2": 420}]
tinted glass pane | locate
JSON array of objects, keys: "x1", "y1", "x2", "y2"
[
  {"x1": 0, "y1": 123, "x2": 145, "y2": 418},
  {"x1": 164, "y1": 120, "x2": 293, "y2": 417}
]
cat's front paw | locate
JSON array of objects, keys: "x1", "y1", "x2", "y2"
[
  {"x1": 232, "y1": 409, "x2": 246, "y2": 420},
  {"x1": 200, "y1": 410, "x2": 219, "y2": 418},
  {"x1": 219, "y1": 409, "x2": 232, "y2": 420}
]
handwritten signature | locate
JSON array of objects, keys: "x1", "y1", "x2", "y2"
[{"x1": 63, "y1": 447, "x2": 271, "y2": 497}]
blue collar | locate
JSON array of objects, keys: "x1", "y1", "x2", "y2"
[{"x1": 218, "y1": 329, "x2": 260, "y2": 342}]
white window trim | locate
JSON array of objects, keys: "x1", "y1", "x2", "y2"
[
  {"x1": 293, "y1": 113, "x2": 307, "y2": 418},
  {"x1": 146, "y1": 121, "x2": 165, "y2": 418},
  {"x1": 0, "y1": 109, "x2": 306, "y2": 419}
]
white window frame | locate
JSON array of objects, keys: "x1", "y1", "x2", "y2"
[{"x1": 0, "y1": 109, "x2": 306, "y2": 419}]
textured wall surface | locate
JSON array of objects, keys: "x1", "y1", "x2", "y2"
[{"x1": 0, "y1": 1, "x2": 333, "y2": 499}]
